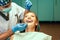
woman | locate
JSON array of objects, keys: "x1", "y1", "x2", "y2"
[
  {"x1": 10, "y1": 12, "x2": 52, "y2": 40},
  {"x1": 23, "y1": 12, "x2": 40, "y2": 32}
]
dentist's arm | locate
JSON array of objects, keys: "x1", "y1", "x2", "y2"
[
  {"x1": 0, "y1": 29, "x2": 13, "y2": 40},
  {"x1": 0, "y1": 23, "x2": 27, "y2": 40}
]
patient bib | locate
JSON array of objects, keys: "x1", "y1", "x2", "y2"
[{"x1": 13, "y1": 32, "x2": 52, "y2": 40}]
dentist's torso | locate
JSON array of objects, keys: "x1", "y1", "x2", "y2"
[{"x1": 0, "y1": 2, "x2": 25, "y2": 34}]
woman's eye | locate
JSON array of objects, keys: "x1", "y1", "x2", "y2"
[{"x1": 31, "y1": 15, "x2": 34, "y2": 17}]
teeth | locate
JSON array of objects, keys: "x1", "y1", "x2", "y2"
[{"x1": 26, "y1": 20, "x2": 33, "y2": 23}]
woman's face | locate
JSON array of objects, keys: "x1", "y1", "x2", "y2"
[{"x1": 23, "y1": 12, "x2": 38, "y2": 28}]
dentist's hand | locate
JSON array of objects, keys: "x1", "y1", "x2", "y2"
[
  {"x1": 25, "y1": 0, "x2": 32, "y2": 10},
  {"x1": 11, "y1": 23, "x2": 27, "y2": 33}
]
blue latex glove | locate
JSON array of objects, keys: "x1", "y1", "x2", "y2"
[
  {"x1": 11, "y1": 23, "x2": 27, "y2": 33},
  {"x1": 25, "y1": 0, "x2": 32, "y2": 10}
]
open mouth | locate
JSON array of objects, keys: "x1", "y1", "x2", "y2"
[{"x1": 26, "y1": 20, "x2": 33, "y2": 23}]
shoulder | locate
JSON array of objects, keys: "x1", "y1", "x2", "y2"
[
  {"x1": 11, "y1": 2, "x2": 18, "y2": 6},
  {"x1": 30, "y1": 32, "x2": 52, "y2": 40},
  {"x1": 11, "y1": 2, "x2": 24, "y2": 10},
  {"x1": 29, "y1": 32, "x2": 52, "y2": 37},
  {"x1": 11, "y1": 2, "x2": 20, "y2": 7}
]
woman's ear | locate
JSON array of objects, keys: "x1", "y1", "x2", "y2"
[
  {"x1": 36, "y1": 22, "x2": 38, "y2": 26},
  {"x1": 35, "y1": 20, "x2": 39, "y2": 26}
]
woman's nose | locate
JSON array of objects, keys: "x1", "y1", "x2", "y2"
[{"x1": 27, "y1": 16, "x2": 31, "y2": 19}]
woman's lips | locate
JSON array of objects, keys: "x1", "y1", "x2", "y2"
[{"x1": 26, "y1": 20, "x2": 33, "y2": 23}]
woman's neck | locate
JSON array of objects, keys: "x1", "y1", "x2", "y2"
[{"x1": 25, "y1": 26, "x2": 35, "y2": 32}]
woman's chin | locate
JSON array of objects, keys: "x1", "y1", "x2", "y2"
[{"x1": 27, "y1": 23, "x2": 33, "y2": 26}]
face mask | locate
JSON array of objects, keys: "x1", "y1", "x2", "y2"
[{"x1": 2, "y1": 7, "x2": 11, "y2": 13}]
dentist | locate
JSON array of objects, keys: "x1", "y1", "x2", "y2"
[{"x1": 0, "y1": 0, "x2": 32, "y2": 40}]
